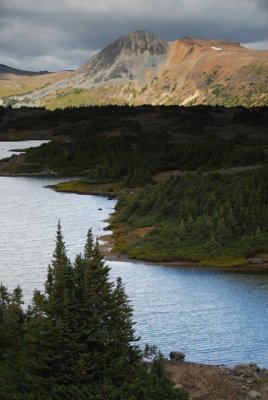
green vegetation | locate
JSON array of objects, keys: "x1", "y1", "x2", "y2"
[
  {"x1": 200, "y1": 63, "x2": 268, "y2": 107},
  {"x1": 0, "y1": 223, "x2": 188, "y2": 400},
  {"x1": 44, "y1": 88, "x2": 101, "y2": 109},
  {"x1": 204, "y1": 69, "x2": 219, "y2": 86},
  {"x1": 55, "y1": 178, "x2": 124, "y2": 196},
  {"x1": 1, "y1": 105, "x2": 268, "y2": 267},
  {"x1": 41, "y1": 85, "x2": 136, "y2": 109},
  {"x1": 6, "y1": 106, "x2": 267, "y2": 177},
  {"x1": 111, "y1": 166, "x2": 268, "y2": 265},
  {"x1": 221, "y1": 63, "x2": 268, "y2": 107},
  {"x1": 211, "y1": 84, "x2": 223, "y2": 97}
]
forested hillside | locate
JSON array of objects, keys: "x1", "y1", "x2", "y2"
[
  {"x1": 0, "y1": 106, "x2": 267, "y2": 176},
  {"x1": 0, "y1": 105, "x2": 267, "y2": 267},
  {"x1": 113, "y1": 166, "x2": 268, "y2": 265}
]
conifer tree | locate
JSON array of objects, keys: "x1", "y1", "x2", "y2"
[
  {"x1": 4, "y1": 224, "x2": 189, "y2": 400},
  {"x1": 106, "y1": 277, "x2": 140, "y2": 381},
  {"x1": 75, "y1": 236, "x2": 115, "y2": 381},
  {"x1": 84, "y1": 228, "x2": 94, "y2": 260},
  {"x1": 21, "y1": 222, "x2": 74, "y2": 396},
  {"x1": 46, "y1": 220, "x2": 73, "y2": 320}
]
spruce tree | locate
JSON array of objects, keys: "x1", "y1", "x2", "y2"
[
  {"x1": 22, "y1": 222, "x2": 74, "y2": 396},
  {"x1": 73, "y1": 236, "x2": 115, "y2": 382},
  {"x1": 84, "y1": 228, "x2": 94, "y2": 260},
  {"x1": 16, "y1": 225, "x2": 189, "y2": 399},
  {"x1": 46, "y1": 220, "x2": 73, "y2": 320},
  {"x1": 105, "y1": 277, "x2": 140, "y2": 381}
]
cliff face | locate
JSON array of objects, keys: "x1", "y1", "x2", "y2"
[
  {"x1": 1, "y1": 31, "x2": 268, "y2": 108},
  {"x1": 74, "y1": 31, "x2": 169, "y2": 86}
]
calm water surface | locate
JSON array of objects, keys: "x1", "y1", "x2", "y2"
[
  {"x1": 0, "y1": 146, "x2": 267, "y2": 367},
  {"x1": 0, "y1": 176, "x2": 115, "y2": 302}
]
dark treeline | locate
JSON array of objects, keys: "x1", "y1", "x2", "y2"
[
  {"x1": 0, "y1": 105, "x2": 268, "y2": 178},
  {"x1": 0, "y1": 223, "x2": 188, "y2": 400}
]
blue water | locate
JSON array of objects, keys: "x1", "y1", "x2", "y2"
[{"x1": 109, "y1": 261, "x2": 268, "y2": 366}]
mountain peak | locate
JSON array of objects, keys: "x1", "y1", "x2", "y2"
[
  {"x1": 117, "y1": 30, "x2": 169, "y2": 55},
  {"x1": 76, "y1": 30, "x2": 169, "y2": 84}
]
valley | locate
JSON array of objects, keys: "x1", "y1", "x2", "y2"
[{"x1": 1, "y1": 3, "x2": 268, "y2": 398}]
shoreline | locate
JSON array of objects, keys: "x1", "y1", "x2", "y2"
[
  {"x1": 2, "y1": 175, "x2": 266, "y2": 274},
  {"x1": 98, "y1": 233, "x2": 268, "y2": 274},
  {"x1": 47, "y1": 181, "x2": 268, "y2": 274},
  {"x1": 49, "y1": 180, "x2": 268, "y2": 274}
]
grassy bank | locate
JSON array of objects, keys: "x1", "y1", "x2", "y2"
[{"x1": 54, "y1": 178, "x2": 124, "y2": 197}]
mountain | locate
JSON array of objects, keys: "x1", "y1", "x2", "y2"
[
  {"x1": 1, "y1": 31, "x2": 268, "y2": 108},
  {"x1": 76, "y1": 31, "x2": 169, "y2": 84}
]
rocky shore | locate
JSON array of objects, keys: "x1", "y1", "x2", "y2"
[{"x1": 166, "y1": 357, "x2": 268, "y2": 400}]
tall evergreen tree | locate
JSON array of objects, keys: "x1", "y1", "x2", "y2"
[
  {"x1": 22, "y1": 222, "x2": 74, "y2": 397},
  {"x1": 2, "y1": 224, "x2": 189, "y2": 400},
  {"x1": 84, "y1": 228, "x2": 94, "y2": 260},
  {"x1": 73, "y1": 235, "x2": 116, "y2": 381},
  {"x1": 46, "y1": 220, "x2": 73, "y2": 320},
  {"x1": 105, "y1": 277, "x2": 140, "y2": 382}
]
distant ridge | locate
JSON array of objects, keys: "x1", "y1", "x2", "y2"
[
  {"x1": 0, "y1": 64, "x2": 51, "y2": 76},
  {"x1": 1, "y1": 31, "x2": 268, "y2": 108}
]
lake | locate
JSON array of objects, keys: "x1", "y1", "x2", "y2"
[{"x1": 0, "y1": 142, "x2": 267, "y2": 368}]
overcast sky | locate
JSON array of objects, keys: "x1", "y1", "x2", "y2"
[{"x1": 0, "y1": 0, "x2": 267, "y2": 72}]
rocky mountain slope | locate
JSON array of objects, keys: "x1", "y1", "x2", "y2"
[
  {"x1": 76, "y1": 31, "x2": 169, "y2": 84},
  {"x1": 1, "y1": 31, "x2": 268, "y2": 108}
]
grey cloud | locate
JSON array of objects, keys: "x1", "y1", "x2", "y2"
[
  {"x1": 244, "y1": 39, "x2": 268, "y2": 50},
  {"x1": 255, "y1": 0, "x2": 268, "y2": 10},
  {"x1": 0, "y1": 0, "x2": 267, "y2": 71}
]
